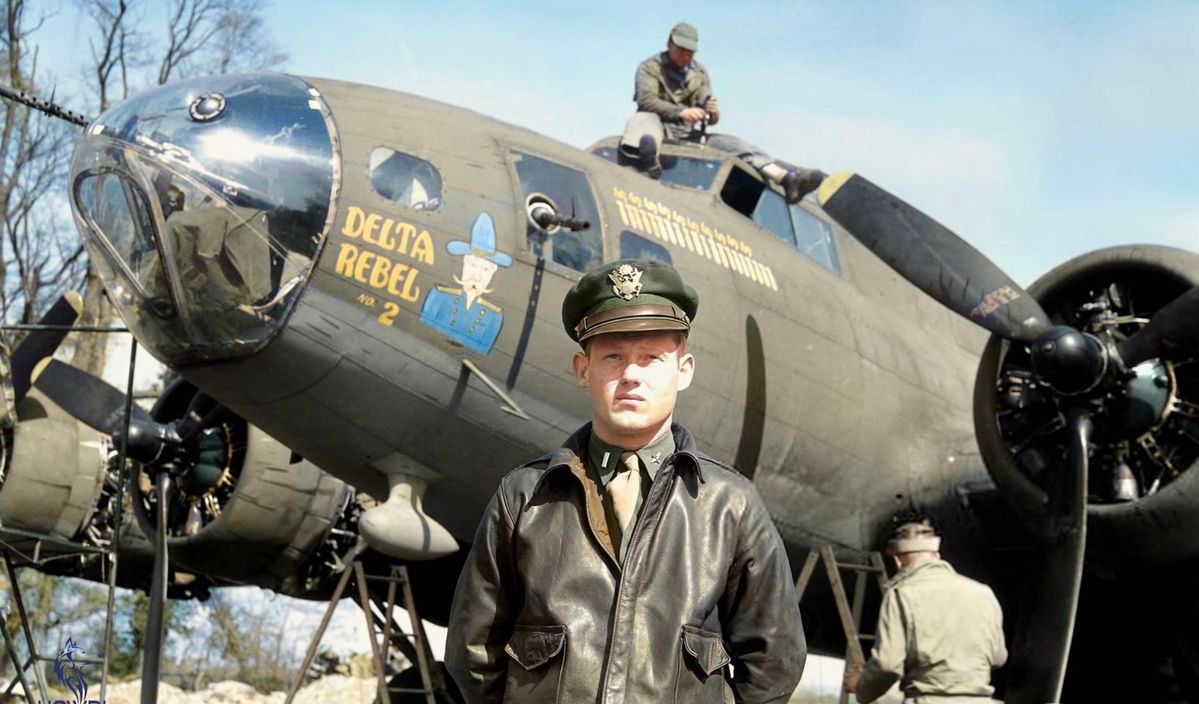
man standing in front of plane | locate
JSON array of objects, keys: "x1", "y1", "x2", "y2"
[{"x1": 446, "y1": 258, "x2": 805, "y2": 702}]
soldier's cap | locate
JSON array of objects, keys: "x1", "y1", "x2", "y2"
[
  {"x1": 669, "y1": 22, "x2": 699, "y2": 51},
  {"x1": 886, "y1": 520, "x2": 942, "y2": 556},
  {"x1": 562, "y1": 258, "x2": 699, "y2": 344}
]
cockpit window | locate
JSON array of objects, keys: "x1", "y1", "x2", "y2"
[
  {"x1": 369, "y1": 148, "x2": 442, "y2": 211},
  {"x1": 659, "y1": 155, "x2": 721, "y2": 191},
  {"x1": 592, "y1": 146, "x2": 720, "y2": 191},
  {"x1": 719, "y1": 165, "x2": 764, "y2": 217}
]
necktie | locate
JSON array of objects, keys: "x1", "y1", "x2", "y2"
[{"x1": 609, "y1": 451, "x2": 641, "y2": 533}]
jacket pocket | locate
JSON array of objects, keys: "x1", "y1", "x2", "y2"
[
  {"x1": 674, "y1": 625, "x2": 731, "y2": 703},
  {"x1": 503, "y1": 624, "x2": 566, "y2": 704}
]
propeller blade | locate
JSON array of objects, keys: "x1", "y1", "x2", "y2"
[
  {"x1": 30, "y1": 358, "x2": 150, "y2": 433},
  {"x1": 141, "y1": 471, "x2": 171, "y2": 704},
  {"x1": 1005, "y1": 408, "x2": 1090, "y2": 703},
  {"x1": 817, "y1": 173, "x2": 1051, "y2": 342},
  {"x1": 10, "y1": 291, "x2": 82, "y2": 402},
  {"x1": 1117, "y1": 284, "x2": 1199, "y2": 367}
]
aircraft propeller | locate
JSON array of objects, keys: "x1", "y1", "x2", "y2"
[
  {"x1": 818, "y1": 172, "x2": 1199, "y2": 702},
  {"x1": 9, "y1": 291, "x2": 83, "y2": 403},
  {"x1": 818, "y1": 173, "x2": 1199, "y2": 379},
  {"x1": 5, "y1": 292, "x2": 172, "y2": 700},
  {"x1": 30, "y1": 361, "x2": 227, "y2": 704}
]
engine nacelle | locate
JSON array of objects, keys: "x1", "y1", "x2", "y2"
[
  {"x1": 975, "y1": 245, "x2": 1199, "y2": 563},
  {"x1": 0, "y1": 389, "x2": 110, "y2": 541},
  {"x1": 129, "y1": 378, "x2": 359, "y2": 598},
  {"x1": 2, "y1": 377, "x2": 359, "y2": 601}
]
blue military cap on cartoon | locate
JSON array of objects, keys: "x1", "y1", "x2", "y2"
[{"x1": 421, "y1": 213, "x2": 512, "y2": 355}]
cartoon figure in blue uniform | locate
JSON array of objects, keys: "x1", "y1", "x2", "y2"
[{"x1": 420, "y1": 212, "x2": 512, "y2": 354}]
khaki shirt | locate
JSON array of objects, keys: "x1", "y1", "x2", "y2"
[
  {"x1": 587, "y1": 430, "x2": 676, "y2": 561},
  {"x1": 856, "y1": 559, "x2": 1007, "y2": 702},
  {"x1": 633, "y1": 52, "x2": 713, "y2": 123}
]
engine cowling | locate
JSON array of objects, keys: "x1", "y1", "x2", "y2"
[
  {"x1": 0, "y1": 388, "x2": 110, "y2": 542},
  {"x1": 128, "y1": 378, "x2": 359, "y2": 598},
  {"x1": 975, "y1": 245, "x2": 1199, "y2": 563},
  {"x1": 2, "y1": 376, "x2": 359, "y2": 601}
]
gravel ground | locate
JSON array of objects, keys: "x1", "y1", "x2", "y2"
[{"x1": 102, "y1": 675, "x2": 381, "y2": 704}]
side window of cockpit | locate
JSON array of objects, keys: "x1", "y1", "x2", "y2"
[
  {"x1": 720, "y1": 164, "x2": 841, "y2": 275},
  {"x1": 790, "y1": 205, "x2": 841, "y2": 274},
  {"x1": 719, "y1": 166, "x2": 764, "y2": 218},
  {"x1": 369, "y1": 148, "x2": 443, "y2": 211},
  {"x1": 752, "y1": 189, "x2": 797, "y2": 248},
  {"x1": 512, "y1": 152, "x2": 602, "y2": 273}
]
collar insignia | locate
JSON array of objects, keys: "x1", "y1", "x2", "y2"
[
  {"x1": 608, "y1": 264, "x2": 643, "y2": 301},
  {"x1": 649, "y1": 452, "x2": 662, "y2": 464}
]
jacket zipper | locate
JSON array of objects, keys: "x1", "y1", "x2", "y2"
[{"x1": 599, "y1": 459, "x2": 678, "y2": 703}]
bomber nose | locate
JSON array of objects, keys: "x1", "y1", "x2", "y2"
[{"x1": 68, "y1": 73, "x2": 339, "y2": 365}]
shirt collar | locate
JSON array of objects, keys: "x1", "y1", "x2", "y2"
[
  {"x1": 891, "y1": 557, "x2": 954, "y2": 585},
  {"x1": 538, "y1": 423, "x2": 707, "y2": 493},
  {"x1": 587, "y1": 427, "x2": 677, "y2": 487}
]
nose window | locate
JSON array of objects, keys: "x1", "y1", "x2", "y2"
[
  {"x1": 76, "y1": 171, "x2": 173, "y2": 317},
  {"x1": 68, "y1": 73, "x2": 338, "y2": 363}
]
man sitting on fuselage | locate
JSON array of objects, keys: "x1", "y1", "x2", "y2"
[{"x1": 621, "y1": 22, "x2": 826, "y2": 204}]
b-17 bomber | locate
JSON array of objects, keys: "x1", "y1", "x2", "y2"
[{"x1": 1, "y1": 71, "x2": 1197, "y2": 703}]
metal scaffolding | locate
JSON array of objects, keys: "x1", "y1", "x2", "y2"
[{"x1": 0, "y1": 321, "x2": 135, "y2": 703}]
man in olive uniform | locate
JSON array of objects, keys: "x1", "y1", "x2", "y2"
[
  {"x1": 621, "y1": 22, "x2": 825, "y2": 203},
  {"x1": 446, "y1": 258, "x2": 805, "y2": 703},
  {"x1": 848, "y1": 519, "x2": 1008, "y2": 703}
]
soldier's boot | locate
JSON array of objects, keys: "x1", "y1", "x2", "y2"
[
  {"x1": 638, "y1": 135, "x2": 662, "y2": 180},
  {"x1": 783, "y1": 168, "x2": 828, "y2": 204}
]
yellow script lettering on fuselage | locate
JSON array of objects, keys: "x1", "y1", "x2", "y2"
[
  {"x1": 611, "y1": 188, "x2": 779, "y2": 292},
  {"x1": 334, "y1": 206, "x2": 437, "y2": 303}
]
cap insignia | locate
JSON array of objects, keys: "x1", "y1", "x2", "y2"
[{"x1": 608, "y1": 264, "x2": 643, "y2": 301}]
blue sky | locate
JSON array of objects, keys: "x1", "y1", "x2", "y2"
[{"x1": 34, "y1": 1, "x2": 1199, "y2": 286}]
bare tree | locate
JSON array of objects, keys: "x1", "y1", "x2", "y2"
[
  {"x1": 192, "y1": 590, "x2": 298, "y2": 692},
  {"x1": 81, "y1": 0, "x2": 140, "y2": 113},
  {"x1": 0, "y1": 0, "x2": 87, "y2": 326},
  {"x1": 158, "y1": 0, "x2": 225, "y2": 85},
  {"x1": 212, "y1": 0, "x2": 286, "y2": 75}
]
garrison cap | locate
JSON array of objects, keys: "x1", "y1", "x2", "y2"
[
  {"x1": 562, "y1": 258, "x2": 699, "y2": 344},
  {"x1": 669, "y1": 22, "x2": 699, "y2": 51},
  {"x1": 887, "y1": 519, "x2": 942, "y2": 556}
]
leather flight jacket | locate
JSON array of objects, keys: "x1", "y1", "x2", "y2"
[{"x1": 446, "y1": 423, "x2": 805, "y2": 703}]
